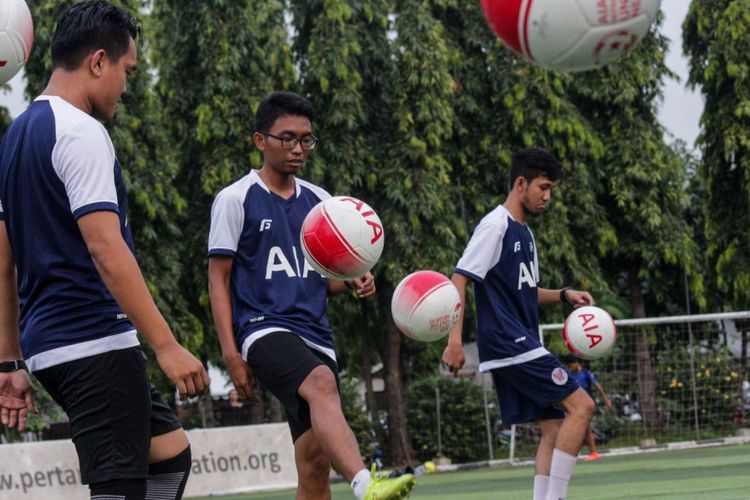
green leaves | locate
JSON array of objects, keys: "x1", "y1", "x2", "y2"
[
  {"x1": 10, "y1": 0, "x2": 736, "y2": 431},
  {"x1": 685, "y1": 0, "x2": 750, "y2": 309}
]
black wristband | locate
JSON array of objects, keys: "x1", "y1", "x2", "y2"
[
  {"x1": 0, "y1": 360, "x2": 27, "y2": 373},
  {"x1": 559, "y1": 287, "x2": 572, "y2": 304}
]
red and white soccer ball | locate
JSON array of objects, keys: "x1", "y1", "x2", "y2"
[
  {"x1": 0, "y1": 0, "x2": 33, "y2": 85},
  {"x1": 563, "y1": 305, "x2": 617, "y2": 360},
  {"x1": 480, "y1": 0, "x2": 661, "y2": 72},
  {"x1": 391, "y1": 271, "x2": 462, "y2": 343},
  {"x1": 300, "y1": 196, "x2": 384, "y2": 280}
]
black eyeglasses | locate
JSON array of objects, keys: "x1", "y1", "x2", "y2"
[{"x1": 260, "y1": 132, "x2": 318, "y2": 150}]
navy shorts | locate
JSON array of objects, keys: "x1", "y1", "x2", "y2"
[
  {"x1": 244, "y1": 331, "x2": 339, "y2": 442},
  {"x1": 34, "y1": 346, "x2": 182, "y2": 485},
  {"x1": 491, "y1": 354, "x2": 580, "y2": 425}
]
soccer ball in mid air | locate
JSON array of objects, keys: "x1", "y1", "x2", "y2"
[
  {"x1": 392, "y1": 271, "x2": 462, "y2": 342},
  {"x1": 0, "y1": 0, "x2": 33, "y2": 85},
  {"x1": 300, "y1": 196, "x2": 384, "y2": 280},
  {"x1": 563, "y1": 305, "x2": 617, "y2": 360},
  {"x1": 479, "y1": 0, "x2": 661, "y2": 72}
]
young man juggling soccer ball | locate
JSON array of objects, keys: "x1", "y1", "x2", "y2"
[
  {"x1": 442, "y1": 149, "x2": 596, "y2": 500},
  {"x1": 0, "y1": 2, "x2": 208, "y2": 499},
  {"x1": 208, "y1": 91, "x2": 415, "y2": 500}
]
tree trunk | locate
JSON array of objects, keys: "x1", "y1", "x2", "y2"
[
  {"x1": 629, "y1": 262, "x2": 659, "y2": 435},
  {"x1": 249, "y1": 386, "x2": 266, "y2": 424},
  {"x1": 384, "y1": 321, "x2": 415, "y2": 466},
  {"x1": 270, "y1": 394, "x2": 284, "y2": 423},
  {"x1": 362, "y1": 335, "x2": 387, "y2": 449},
  {"x1": 739, "y1": 322, "x2": 748, "y2": 424},
  {"x1": 363, "y1": 338, "x2": 377, "y2": 413},
  {"x1": 200, "y1": 391, "x2": 216, "y2": 428}
]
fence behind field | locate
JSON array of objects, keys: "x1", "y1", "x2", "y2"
[{"x1": 424, "y1": 311, "x2": 750, "y2": 464}]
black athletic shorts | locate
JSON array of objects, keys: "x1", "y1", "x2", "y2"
[
  {"x1": 34, "y1": 346, "x2": 182, "y2": 485},
  {"x1": 244, "y1": 331, "x2": 339, "y2": 442}
]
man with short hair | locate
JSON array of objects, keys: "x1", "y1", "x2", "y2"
[
  {"x1": 208, "y1": 91, "x2": 416, "y2": 500},
  {"x1": 443, "y1": 148, "x2": 596, "y2": 500},
  {"x1": 0, "y1": 2, "x2": 208, "y2": 498}
]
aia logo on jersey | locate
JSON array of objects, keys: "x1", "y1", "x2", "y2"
[
  {"x1": 551, "y1": 367, "x2": 568, "y2": 386},
  {"x1": 517, "y1": 262, "x2": 537, "y2": 290},
  {"x1": 265, "y1": 246, "x2": 322, "y2": 279}
]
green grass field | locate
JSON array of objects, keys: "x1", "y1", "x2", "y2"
[{"x1": 192, "y1": 444, "x2": 750, "y2": 500}]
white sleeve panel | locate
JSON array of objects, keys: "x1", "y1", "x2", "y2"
[
  {"x1": 455, "y1": 213, "x2": 508, "y2": 281},
  {"x1": 51, "y1": 118, "x2": 118, "y2": 215},
  {"x1": 208, "y1": 189, "x2": 245, "y2": 254}
]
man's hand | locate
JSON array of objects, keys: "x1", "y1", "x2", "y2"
[
  {"x1": 347, "y1": 272, "x2": 376, "y2": 299},
  {"x1": 564, "y1": 290, "x2": 595, "y2": 308},
  {"x1": 224, "y1": 354, "x2": 255, "y2": 401},
  {"x1": 442, "y1": 342, "x2": 466, "y2": 377},
  {"x1": 0, "y1": 371, "x2": 37, "y2": 431},
  {"x1": 154, "y1": 342, "x2": 210, "y2": 399}
]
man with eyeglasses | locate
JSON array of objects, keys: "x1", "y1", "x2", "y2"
[{"x1": 207, "y1": 91, "x2": 415, "y2": 500}]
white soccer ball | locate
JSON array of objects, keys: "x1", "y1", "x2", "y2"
[
  {"x1": 480, "y1": 0, "x2": 661, "y2": 72},
  {"x1": 563, "y1": 305, "x2": 617, "y2": 360},
  {"x1": 0, "y1": 0, "x2": 33, "y2": 85},
  {"x1": 391, "y1": 271, "x2": 462, "y2": 343},
  {"x1": 300, "y1": 196, "x2": 384, "y2": 280}
]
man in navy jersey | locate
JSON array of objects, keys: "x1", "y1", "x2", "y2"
[
  {"x1": 0, "y1": 2, "x2": 207, "y2": 499},
  {"x1": 208, "y1": 91, "x2": 415, "y2": 500},
  {"x1": 442, "y1": 149, "x2": 595, "y2": 500}
]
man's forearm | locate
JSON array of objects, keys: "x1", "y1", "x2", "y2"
[
  {"x1": 0, "y1": 270, "x2": 21, "y2": 360},
  {"x1": 208, "y1": 260, "x2": 239, "y2": 359}
]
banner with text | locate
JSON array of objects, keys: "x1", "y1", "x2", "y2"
[{"x1": 0, "y1": 423, "x2": 297, "y2": 499}]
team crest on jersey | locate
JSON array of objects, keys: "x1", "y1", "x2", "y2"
[{"x1": 551, "y1": 367, "x2": 568, "y2": 386}]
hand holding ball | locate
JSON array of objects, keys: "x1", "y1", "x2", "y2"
[{"x1": 563, "y1": 305, "x2": 617, "y2": 360}]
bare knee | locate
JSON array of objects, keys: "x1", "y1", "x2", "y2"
[
  {"x1": 308, "y1": 450, "x2": 331, "y2": 478},
  {"x1": 299, "y1": 365, "x2": 338, "y2": 402},
  {"x1": 569, "y1": 392, "x2": 596, "y2": 421},
  {"x1": 295, "y1": 430, "x2": 332, "y2": 489},
  {"x1": 581, "y1": 394, "x2": 596, "y2": 419},
  {"x1": 298, "y1": 448, "x2": 331, "y2": 488}
]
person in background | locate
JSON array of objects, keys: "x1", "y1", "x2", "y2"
[{"x1": 563, "y1": 354, "x2": 613, "y2": 461}]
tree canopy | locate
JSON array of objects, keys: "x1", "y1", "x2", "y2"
[{"x1": 2, "y1": 0, "x2": 745, "y2": 462}]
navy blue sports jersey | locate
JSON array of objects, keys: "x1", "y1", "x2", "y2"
[
  {"x1": 0, "y1": 96, "x2": 137, "y2": 371},
  {"x1": 208, "y1": 170, "x2": 335, "y2": 361},
  {"x1": 455, "y1": 204, "x2": 549, "y2": 371}
]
